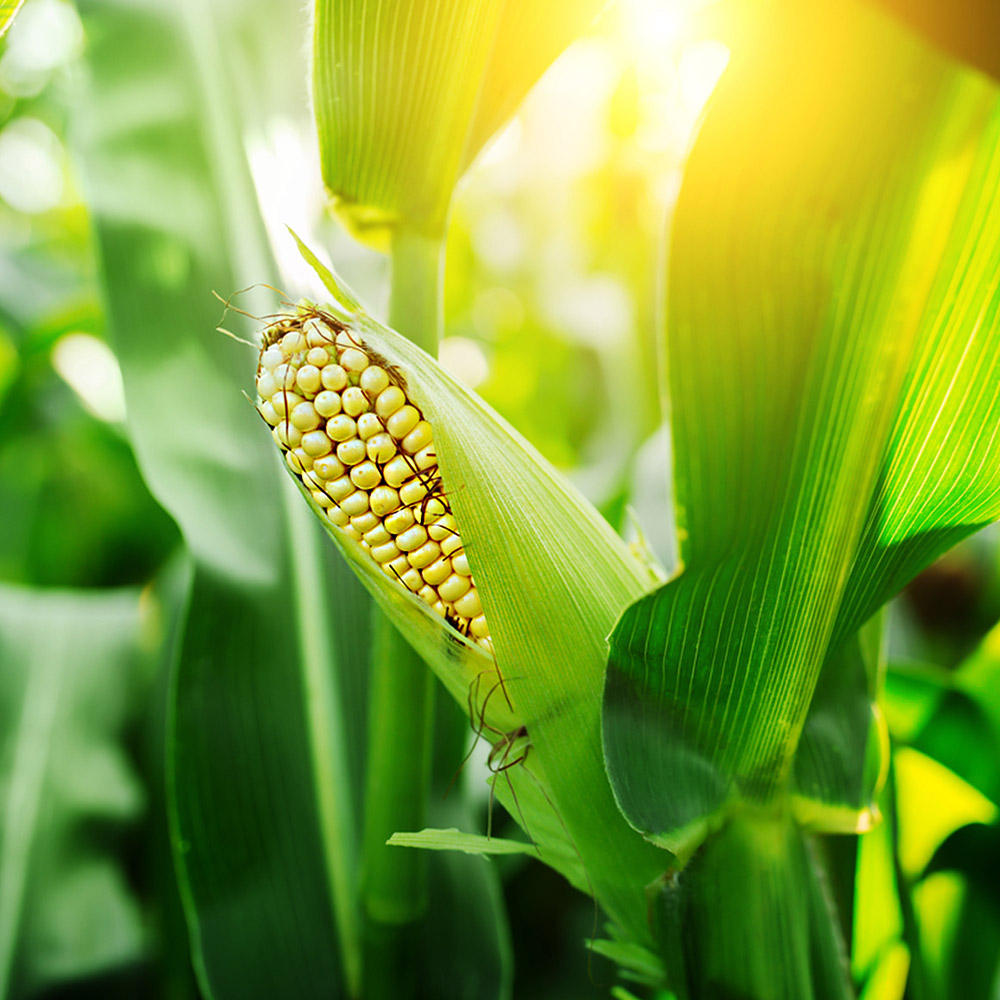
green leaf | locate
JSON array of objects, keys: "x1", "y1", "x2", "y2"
[
  {"x1": 603, "y1": 0, "x2": 1000, "y2": 853},
  {"x1": 893, "y1": 747, "x2": 996, "y2": 879},
  {"x1": 883, "y1": 660, "x2": 953, "y2": 743},
  {"x1": 588, "y1": 938, "x2": 666, "y2": 987},
  {"x1": 922, "y1": 822, "x2": 1000, "y2": 996},
  {"x1": 857, "y1": 941, "x2": 909, "y2": 1000},
  {"x1": 416, "y1": 847, "x2": 513, "y2": 1000},
  {"x1": 388, "y1": 828, "x2": 535, "y2": 856},
  {"x1": 956, "y1": 617, "x2": 1000, "y2": 753},
  {"x1": 0, "y1": 585, "x2": 145, "y2": 999},
  {"x1": 311, "y1": 0, "x2": 604, "y2": 246},
  {"x1": 652, "y1": 813, "x2": 853, "y2": 1000},
  {"x1": 793, "y1": 616, "x2": 888, "y2": 831},
  {"x1": 74, "y1": 0, "x2": 363, "y2": 995},
  {"x1": 853, "y1": 778, "x2": 906, "y2": 986},
  {"x1": 458, "y1": 0, "x2": 608, "y2": 172},
  {"x1": 291, "y1": 243, "x2": 670, "y2": 946},
  {"x1": 0, "y1": 0, "x2": 24, "y2": 37}
]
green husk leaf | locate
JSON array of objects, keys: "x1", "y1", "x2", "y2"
[
  {"x1": 387, "y1": 829, "x2": 535, "y2": 856},
  {"x1": 288, "y1": 228, "x2": 362, "y2": 317},
  {"x1": 603, "y1": 0, "x2": 1000, "y2": 853},
  {"x1": 290, "y1": 475, "x2": 519, "y2": 736},
  {"x1": 292, "y1": 240, "x2": 669, "y2": 946},
  {"x1": 311, "y1": 0, "x2": 604, "y2": 246}
]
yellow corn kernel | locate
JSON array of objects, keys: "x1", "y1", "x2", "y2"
[
  {"x1": 406, "y1": 540, "x2": 441, "y2": 570},
  {"x1": 314, "y1": 391, "x2": 342, "y2": 418},
  {"x1": 336, "y1": 439, "x2": 367, "y2": 466},
  {"x1": 351, "y1": 511, "x2": 380, "y2": 534},
  {"x1": 402, "y1": 421, "x2": 433, "y2": 455},
  {"x1": 386, "y1": 404, "x2": 420, "y2": 440},
  {"x1": 350, "y1": 461, "x2": 381, "y2": 490},
  {"x1": 384, "y1": 455, "x2": 414, "y2": 488},
  {"x1": 296, "y1": 365, "x2": 322, "y2": 395},
  {"x1": 369, "y1": 486, "x2": 401, "y2": 517},
  {"x1": 396, "y1": 525, "x2": 428, "y2": 553},
  {"x1": 384, "y1": 507, "x2": 415, "y2": 536},
  {"x1": 375, "y1": 385, "x2": 406, "y2": 419},
  {"x1": 360, "y1": 365, "x2": 390, "y2": 395},
  {"x1": 366, "y1": 432, "x2": 396, "y2": 464},
  {"x1": 439, "y1": 574, "x2": 471, "y2": 603},
  {"x1": 421, "y1": 557, "x2": 451, "y2": 587},
  {"x1": 453, "y1": 588, "x2": 482, "y2": 619}
]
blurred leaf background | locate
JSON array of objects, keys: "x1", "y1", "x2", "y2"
[{"x1": 0, "y1": 0, "x2": 998, "y2": 997}]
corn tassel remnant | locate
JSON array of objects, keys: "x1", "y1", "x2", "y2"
[{"x1": 256, "y1": 305, "x2": 492, "y2": 654}]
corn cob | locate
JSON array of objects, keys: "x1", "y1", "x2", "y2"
[{"x1": 256, "y1": 304, "x2": 493, "y2": 654}]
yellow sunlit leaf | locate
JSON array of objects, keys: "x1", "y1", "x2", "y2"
[{"x1": 894, "y1": 746, "x2": 998, "y2": 878}]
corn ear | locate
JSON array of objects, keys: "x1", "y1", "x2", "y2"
[{"x1": 255, "y1": 302, "x2": 515, "y2": 735}]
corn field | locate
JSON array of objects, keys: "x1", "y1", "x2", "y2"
[{"x1": 1, "y1": 0, "x2": 999, "y2": 998}]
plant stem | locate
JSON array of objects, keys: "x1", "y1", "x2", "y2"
[
  {"x1": 360, "y1": 225, "x2": 443, "y2": 995},
  {"x1": 387, "y1": 227, "x2": 444, "y2": 354}
]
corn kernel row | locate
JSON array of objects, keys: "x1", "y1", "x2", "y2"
[{"x1": 257, "y1": 308, "x2": 492, "y2": 653}]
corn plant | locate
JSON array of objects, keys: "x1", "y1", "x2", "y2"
[{"x1": 1, "y1": 0, "x2": 999, "y2": 998}]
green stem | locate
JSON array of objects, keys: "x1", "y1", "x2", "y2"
[
  {"x1": 387, "y1": 227, "x2": 444, "y2": 354},
  {"x1": 360, "y1": 225, "x2": 443, "y2": 995}
]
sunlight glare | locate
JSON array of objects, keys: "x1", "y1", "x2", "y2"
[
  {"x1": 52, "y1": 333, "x2": 127, "y2": 424},
  {"x1": 439, "y1": 337, "x2": 490, "y2": 389},
  {"x1": 0, "y1": 118, "x2": 64, "y2": 214},
  {"x1": 678, "y1": 40, "x2": 731, "y2": 112}
]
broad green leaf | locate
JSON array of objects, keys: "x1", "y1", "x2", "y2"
[
  {"x1": 312, "y1": 0, "x2": 604, "y2": 246},
  {"x1": 289, "y1": 246, "x2": 669, "y2": 946},
  {"x1": 74, "y1": 0, "x2": 362, "y2": 995},
  {"x1": 0, "y1": 0, "x2": 24, "y2": 37},
  {"x1": 0, "y1": 585, "x2": 145, "y2": 999},
  {"x1": 603, "y1": 0, "x2": 1000, "y2": 853},
  {"x1": 388, "y1": 829, "x2": 536, "y2": 856}
]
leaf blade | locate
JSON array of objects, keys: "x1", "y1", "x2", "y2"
[
  {"x1": 0, "y1": 586, "x2": 145, "y2": 998},
  {"x1": 74, "y1": 0, "x2": 363, "y2": 993},
  {"x1": 604, "y1": 0, "x2": 1000, "y2": 849}
]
